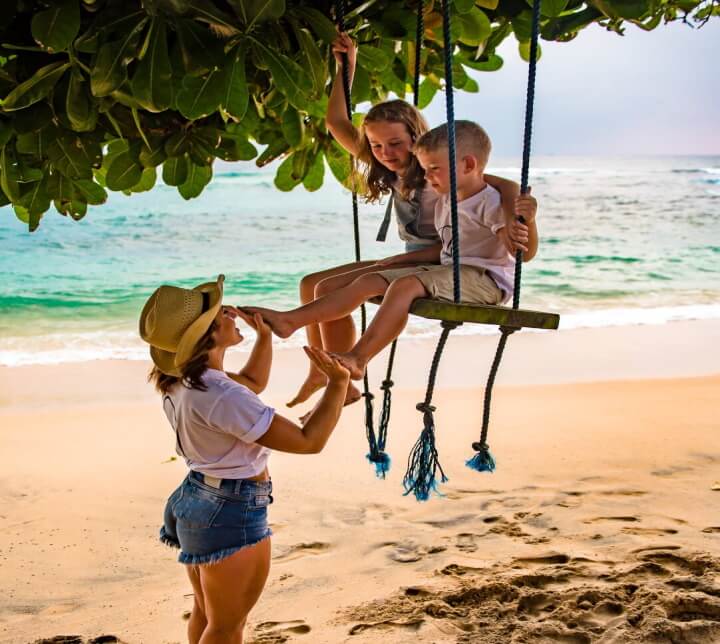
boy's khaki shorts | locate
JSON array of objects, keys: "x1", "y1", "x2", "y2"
[{"x1": 375, "y1": 264, "x2": 503, "y2": 305}]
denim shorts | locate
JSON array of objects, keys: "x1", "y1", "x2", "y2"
[{"x1": 160, "y1": 471, "x2": 273, "y2": 565}]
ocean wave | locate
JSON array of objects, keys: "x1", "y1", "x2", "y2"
[{"x1": 2, "y1": 303, "x2": 719, "y2": 367}]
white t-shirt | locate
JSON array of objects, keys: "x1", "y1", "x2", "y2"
[
  {"x1": 162, "y1": 368, "x2": 275, "y2": 479},
  {"x1": 435, "y1": 185, "x2": 515, "y2": 302}
]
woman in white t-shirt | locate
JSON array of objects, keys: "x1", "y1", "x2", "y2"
[{"x1": 139, "y1": 274, "x2": 349, "y2": 643}]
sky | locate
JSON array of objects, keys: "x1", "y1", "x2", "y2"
[{"x1": 423, "y1": 17, "x2": 720, "y2": 156}]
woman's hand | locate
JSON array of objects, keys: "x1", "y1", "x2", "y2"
[
  {"x1": 233, "y1": 307, "x2": 272, "y2": 337},
  {"x1": 303, "y1": 346, "x2": 349, "y2": 384},
  {"x1": 332, "y1": 31, "x2": 357, "y2": 71}
]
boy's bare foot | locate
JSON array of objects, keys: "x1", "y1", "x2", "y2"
[
  {"x1": 298, "y1": 383, "x2": 362, "y2": 425},
  {"x1": 241, "y1": 307, "x2": 295, "y2": 339},
  {"x1": 330, "y1": 352, "x2": 366, "y2": 381}
]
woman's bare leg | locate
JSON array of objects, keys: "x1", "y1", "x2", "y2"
[
  {"x1": 289, "y1": 261, "x2": 375, "y2": 407},
  {"x1": 335, "y1": 275, "x2": 428, "y2": 380},
  {"x1": 186, "y1": 565, "x2": 208, "y2": 644},
  {"x1": 197, "y1": 538, "x2": 272, "y2": 644}
]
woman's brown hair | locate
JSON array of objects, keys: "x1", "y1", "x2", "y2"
[
  {"x1": 356, "y1": 100, "x2": 429, "y2": 203},
  {"x1": 148, "y1": 321, "x2": 218, "y2": 395}
]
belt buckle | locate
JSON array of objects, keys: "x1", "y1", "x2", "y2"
[{"x1": 202, "y1": 474, "x2": 222, "y2": 489}]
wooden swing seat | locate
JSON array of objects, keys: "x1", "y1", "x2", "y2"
[{"x1": 370, "y1": 297, "x2": 560, "y2": 330}]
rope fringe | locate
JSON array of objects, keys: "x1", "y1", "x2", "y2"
[{"x1": 403, "y1": 403, "x2": 448, "y2": 501}]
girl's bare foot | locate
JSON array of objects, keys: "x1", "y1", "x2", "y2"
[
  {"x1": 242, "y1": 307, "x2": 295, "y2": 339},
  {"x1": 330, "y1": 352, "x2": 366, "y2": 381},
  {"x1": 287, "y1": 371, "x2": 327, "y2": 407},
  {"x1": 298, "y1": 382, "x2": 362, "y2": 425}
]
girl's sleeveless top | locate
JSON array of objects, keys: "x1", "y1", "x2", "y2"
[{"x1": 376, "y1": 180, "x2": 440, "y2": 252}]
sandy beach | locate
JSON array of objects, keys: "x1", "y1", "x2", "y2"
[{"x1": 1, "y1": 319, "x2": 719, "y2": 644}]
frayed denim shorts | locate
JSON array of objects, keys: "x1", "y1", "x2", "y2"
[{"x1": 160, "y1": 470, "x2": 273, "y2": 565}]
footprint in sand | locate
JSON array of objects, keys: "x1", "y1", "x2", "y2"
[
  {"x1": 382, "y1": 539, "x2": 446, "y2": 563},
  {"x1": 622, "y1": 527, "x2": 679, "y2": 536},
  {"x1": 702, "y1": 527, "x2": 720, "y2": 533},
  {"x1": 348, "y1": 618, "x2": 424, "y2": 635},
  {"x1": 455, "y1": 533, "x2": 480, "y2": 552},
  {"x1": 584, "y1": 516, "x2": 639, "y2": 524},
  {"x1": 272, "y1": 542, "x2": 330, "y2": 562},
  {"x1": 251, "y1": 620, "x2": 310, "y2": 643}
]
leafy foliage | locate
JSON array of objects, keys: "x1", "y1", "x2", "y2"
[{"x1": 0, "y1": 0, "x2": 715, "y2": 230}]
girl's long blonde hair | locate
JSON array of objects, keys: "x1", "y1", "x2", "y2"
[{"x1": 356, "y1": 100, "x2": 429, "y2": 203}]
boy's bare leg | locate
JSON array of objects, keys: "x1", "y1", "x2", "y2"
[
  {"x1": 333, "y1": 275, "x2": 428, "y2": 380},
  {"x1": 289, "y1": 261, "x2": 375, "y2": 407}
]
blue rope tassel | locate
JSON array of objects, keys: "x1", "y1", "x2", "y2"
[
  {"x1": 466, "y1": 441, "x2": 496, "y2": 472},
  {"x1": 366, "y1": 450, "x2": 392, "y2": 478},
  {"x1": 403, "y1": 403, "x2": 448, "y2": 501}
]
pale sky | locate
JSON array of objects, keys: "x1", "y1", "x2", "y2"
[{"x1": 423, "y1": 18, "x2": 720, "y2": 156}]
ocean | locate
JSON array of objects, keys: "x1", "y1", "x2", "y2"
[{"x1": 1, "y1": 155, "x2": 718, "y2": 367}]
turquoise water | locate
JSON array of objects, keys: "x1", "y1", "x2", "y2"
[{"x1": 1, "y1": 155, "x2": 719, "y2": 365}]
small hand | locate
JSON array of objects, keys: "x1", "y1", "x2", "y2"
[
  {"x1": 303, "y1": 346, "x2": 349, "y2": 384},
  {"x1": 508, "y1": 220, "x2": 530, "y2": 254},
  {"x1": 514, "y1": 187, "x2": 537, "y2": 225},
  {"x1": 331, "y1": 31, "x2": 357, "y2": 70},
  {"x1": 233, "y1": 306, "x2": 272, "y2": 336}
]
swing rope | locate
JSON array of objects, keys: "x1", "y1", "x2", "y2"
[
  {"x1": 403, "y1": 0, "x2": 462, "y2": 501},
  {"x1": 334, "y1": 0, "x2": 381, "y2": 474},
  {"x1": 467, "y1": 0, "x2": 541, "y2": 472}
]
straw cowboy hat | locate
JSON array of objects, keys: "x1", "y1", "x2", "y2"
[{"x1": 139, "y1": 274, "x2": 225, "y2": 376}]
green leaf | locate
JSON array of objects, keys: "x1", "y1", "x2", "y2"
[
  {"x1": 519, "y1": 40, "x2": 542, "y2": 63},
  {"x1": 325, "y1": 140, "x2": 351, "y2": 184},
  {"x1": 511, "y1": 10, "x2": 534, "y2": 42},
  {"x1": 106, "y1": 150, "x2": 143, "y2": 190},
  {"x1": 540, "y1": 0, "x2": 571, "y2": 17},
  {"x1": 281, "y1": 106, "x2": 303, "y2": 148},
  {"x1": 13, "y1": 102, "x2": 54, "y2": 134},
  {"x1": 129, "y1": 166, "x2": 157, "y2": 193},
  {"x1": 253, "y1": 40, "x2": 311, "y2": 110},
  {"x1": 173, "y1": 18, "x2": 222, "y2": 77},
  {"x1": 302, "y1": 150, "x2": 324, "y2": 192},
  {"x1": 66, "y1": 69, "x2": 98, "y2": 132},
  {"x1": 176, "y1": 69, "x2": 224, "y2": 120},
  {"x1": 1, "y1": 146, "x2": 22, "y2": 201},
  {"x1": 296, "y1": 7, "x2": 337, "y2": 43},
  {"x1": 19, "y1": 178, "x2": 51, "y2": 216},
  {"x1": 139, "y1": 140, "x2": 168, "y2": 167},
  {"x1": 0, "y1": 121, "x2": 12, "y2": 148},
  {"x1": 453, "y1": 0, "x2": 476, "y2": 12},
  {"x1": 186, "y1": 0, "x2": 241, "y2": 36},
  {"x1": 178, "y1": 162, "x2": 212, "y2": 199},
  {"x1": 162, "y1": 156, "x2": 188, "y2": 186},
  {"x1": 1, "y1": 62, "x2": 71, "y2": 112},
  {"x1": 73, "y1": 178, "x2": 107, "y2": 204},
  {"x1": 457, "y1": 8, "x2": 493, "y2": 46},
  {"x1": 357, "y1": 46, "x2": 391, "y2": 72},
  {"x1": 31, "y1": 0, "x2": 81, "y2": 52},
  {"x1": 230, "y1": 0, "x2": 285, "y2": 29},
  {"x1": 255, "y1": 137, "x2": 289, "y2": 167},
  {"x1": 459, "y1": 53, "x2": 504, "y2": 72},
  {"x1": 130, "y1": 17, "x2": 173, "y2": 112},
  {"x1": 292, "y1": 24, "x2": 325, "y2": 97},
  {"x1": 221, "y1": 44, "x2": 248, "y2": 120},
  {"x1": 90, "y1": 17, "x2": 148, "y2": 97},
  {"x1": 274, "y1": 154, "x2": 302, "y2": 192},
  {"x1": 417, "y1": 77, "x2": 439, "y2": 109}
]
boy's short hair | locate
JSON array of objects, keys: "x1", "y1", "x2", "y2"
[{"x1": 415, "y1": 120, "x2": 492, "y2": 168}]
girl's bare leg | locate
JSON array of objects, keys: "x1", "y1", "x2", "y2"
[
  {"x1": 186, "y1": 565, "x2": 208, "y2": 644},
  {"x1": 289, "y1": 261, "x2": 375, "y2": 407},
  {"x1": 334, "y1": 275, "x2": 428, "y2": 380},
  {"x1": 197, "y1": 538, "x2": 272, "y2": 643}
]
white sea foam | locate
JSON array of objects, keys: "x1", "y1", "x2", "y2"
[{"x1": 2, "y1": 303, "x2": 719, "y2": 367}]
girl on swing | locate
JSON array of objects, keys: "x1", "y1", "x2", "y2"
[{"x1": 287, "y1": 32, "x2": 531, "y2": 409}]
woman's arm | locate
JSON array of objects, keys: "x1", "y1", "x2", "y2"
[
  {"x1": 256, "y1": 348, "x2": 350, "y2": 454},
  {"x1": 326, "y1": 32, "x2": 363, "y2": 157},
  {"x1": 375, "y1": 243, "x2": 442, "y2": 267},
  {"x1": 226, "y1": 309, "x2": 273, "y2": 394},
  {"x1": 486, "y1": 175, "x2": 538, "y2": 262}
]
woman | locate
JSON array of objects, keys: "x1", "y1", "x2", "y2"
[
  {"x1": 139, "y1": 274, "x2": 349, "y2": 643},
  {"x1": 289, "y1": 32, "x2": 526, "y2": 409}
]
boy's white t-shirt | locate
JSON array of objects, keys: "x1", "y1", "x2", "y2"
[
  {"x1": 162, "y1": 368, "x2": 275, "y2": 479},
  {"x1": 435, "y1": 184, "x2": 515, "y2": 302}
]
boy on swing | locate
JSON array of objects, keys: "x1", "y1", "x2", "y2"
[{"x1": 247, "y1": 121, "x2": 538, "y2": 381}]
